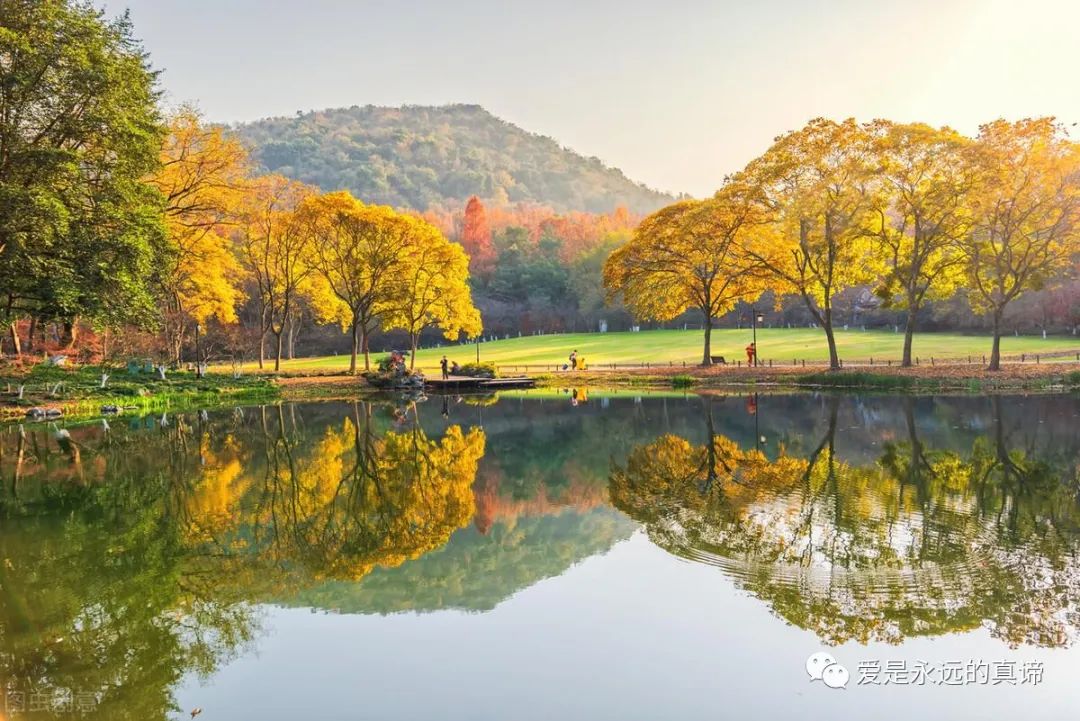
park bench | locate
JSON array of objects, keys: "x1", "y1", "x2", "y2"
[{"x1": 710, "y1": 355, "x2": 727, "y2": 365}]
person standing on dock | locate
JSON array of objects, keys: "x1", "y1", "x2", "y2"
[
  {"x1": 570, "y1": 350, "x2": 578, "y2": 370},
  {"x1": 440, "y1": 355, "x2": 449, "y2": 379}
]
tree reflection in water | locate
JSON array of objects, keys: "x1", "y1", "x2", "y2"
[
  {"x1": 2, "y1": 392, "x2": 1078, "y2": 719},
  {"x1": 610, "y1": 394, "x2": 1080, "y2": 647},
  {"x1": 0, "y1": 400, "x2": 485, "y2": 720}
]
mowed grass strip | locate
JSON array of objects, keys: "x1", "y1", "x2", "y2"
[{"x1": 231, "y1": 328, "x2": 1080, "y2": 374}]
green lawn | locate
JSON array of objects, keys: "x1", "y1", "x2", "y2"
[{"x1": 238, "y1": 329, "x2": 1080, "y2": 374}]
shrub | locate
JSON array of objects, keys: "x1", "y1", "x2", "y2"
[
  {"x1": 796, "y1": 372, "x2": 916, "y2": 390},
  {"x1": 457, "y1": 362, "x2": 496, "y2": 379},
  {"x1": 671, "y1": 374, "x2": 698, "y2": 388}
]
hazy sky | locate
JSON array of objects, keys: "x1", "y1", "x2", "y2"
[{"x1": 102, "y1": 0, "x2": 1080, "y2": 197}]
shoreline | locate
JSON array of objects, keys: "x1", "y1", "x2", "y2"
[
  {"x1": 277, "y1": 361, "x2": 1080, "y2": 396},
  {"x1": 3, "y1": 361, "x2": 1077, "y2": 422}
]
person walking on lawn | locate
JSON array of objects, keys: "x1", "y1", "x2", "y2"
[
  {"x1": 570, "y1": 350, "x2": 578, "y2": 370},
  {"x1": 440, "y1": 355, "x2": 449, "y2": 380}
]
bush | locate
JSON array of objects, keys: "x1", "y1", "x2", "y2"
[
  {"x1": 114, "y1": 386, "x2": 150, "y2": 397},
  {"x1": 457, "y1": 362, "x2": 496, "y2": 379},
  {"x1": 671, "y1": 374, "x2": 698, "y2": 388},
  {"x1": 796, "y1": 372, "x2": 916, "y2": 390}
]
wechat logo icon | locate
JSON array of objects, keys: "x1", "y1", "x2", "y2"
[{"x1": 806, "y1": 651, "x2": 849, "y2": 689}]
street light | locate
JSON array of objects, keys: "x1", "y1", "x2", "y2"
[
  {"x1": 753, "y1": 392, "x2": 761, "y2": 450},
  {"x1": 194, "y1": 323, "x2": 202, "y2": 378},
  {"x1": 750, "y1": 307, "x2": 765, "y2": 367}
]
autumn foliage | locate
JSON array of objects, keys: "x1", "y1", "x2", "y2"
[
  {"x1": 605, "y1": 117, "x2": 1080, "y2": 370},
  {"x1": 460, "y1": 196, "x2": 495, "y2": 278}
]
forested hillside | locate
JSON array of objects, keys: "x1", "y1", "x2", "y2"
[{"x1": 229, "y1": 104, "x2": 674, "y2": 213}]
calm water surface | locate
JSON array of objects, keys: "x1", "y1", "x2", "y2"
[{"x1": 2, "y1": 391, "x2": 1080, "y2": 720}]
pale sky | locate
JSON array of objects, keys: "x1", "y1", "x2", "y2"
[{"x1": 102, "y1": 0, "x2": 1080, "y2": 197}]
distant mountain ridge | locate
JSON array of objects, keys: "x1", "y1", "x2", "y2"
[{"x1": 229, "y1": 104, "x2": 675, "y2": 214}]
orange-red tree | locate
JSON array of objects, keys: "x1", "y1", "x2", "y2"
[{"x1": 460, "y1": 196, "x2": 496, "y2": 279}]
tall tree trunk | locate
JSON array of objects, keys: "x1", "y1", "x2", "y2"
[
  {"x1": 287, "y1": 311, "x2": 301, "y2": 360},
  {"x1": 988, "y1": 308, "x2": 1003, "y2": 371},
  {"x1": 362, "y1": 328, "x2": 371, "y2": 371},
  {"x1": 193, "y1": 323, "x2": 203, "y2": 378},
  {"x1": 170, "y1": 318, "x2": 184, "y2": 368},
  {"x1": 13, "y1": 427, "x2": 26, "y2": 497},
  {"x1": 701, "y1": 395, "x2": 718, "y2": 492},
  {"x1": 61, "y1": 319, "x2": 78, "y2": 350},
  {"x1": 349, "y1": 321, "x2": 359, "y2": 375},
  {"x1": 258, "y1": 331, "x2": 266, "y2": 369},
  {"x1": 25, "y1": 317, "x2": 36, "y2": 352},
  {"x1": 823, "y1": 310, "x2": 840, "y2": 370},
  {"x1": 409, "y1": 332, "x2": 418, "y2": 370},
  {"x1": 8, "y1": 322, "x2": 21, "y2": 359},
  {"x1": 902, "y1": 396, "x2": 928, "y2": 490},
  {"x1": 799, "y1": 291, "x2": 840, "y2": 370},
  {"x1": 701, "y1": 314, "x2": 713, "y2": 366},
  {"x1": 901, "y1": 301, "x2": 918, "y2": 367},
  {"x1": 274, "y1": 331, "x2": 283, "y2": 372}
]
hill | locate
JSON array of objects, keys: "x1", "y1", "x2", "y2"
[{"x1": 228, "y1": 104, "x2": 675, "y2": 213}]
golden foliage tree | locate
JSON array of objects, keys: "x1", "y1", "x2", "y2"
[
  {"x1": 866, "y1": 121, "x2": 974, "y2": 366},
  {"x1": 737, "y1": 118, "x2": 878, "y2": 370},
  {"x1": 258, "y1": 406, "x2": 484, "y2": 580},
  {"x1": 298, "y1": 192, "x2": 416, "y2": 373},
  {"x1": 960, "y1": 118, "x2": 1080, "y2": 370},
  {"x1": 235, "y1": 174, "x2": 316, "y2": 371},
  {"x1": 148, "y1": 109, "x2": 249, "y2": 364},
  {"x1": 603, "y1": 194, "x2": 771, "y2": 365},
  {"x1": 383, "y1": 217, "x2": 482, "y2": 368}
]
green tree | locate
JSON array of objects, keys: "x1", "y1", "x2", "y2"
[{"x1": 0, "y1": 0, "x2": 164, "y2": 354}]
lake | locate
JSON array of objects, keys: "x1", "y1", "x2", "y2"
[{"x1": 2, "y1": 390, "x2": 1079, "y2": 720}]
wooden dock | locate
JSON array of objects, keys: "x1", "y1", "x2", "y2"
[{"x1": 425, "y1": 374, "x2": 536, "y2": 391}]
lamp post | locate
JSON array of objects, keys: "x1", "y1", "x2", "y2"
[
  {"x1": 754, "y1": 392, "x2": 761, "y2": 451},
  {"x1": 750, "y1": 308, "x2": 764, "y2": 367},
  {"x1": 194, "y1": 323, "x2": 203, "y2": 378}
]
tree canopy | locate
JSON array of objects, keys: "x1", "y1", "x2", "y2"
[
  {"x1": 0, "y1": 0, "x2": 164, "y2": 350},
  {"x1": 604, "y1": 194, "x2": 772, "y2": 364}
]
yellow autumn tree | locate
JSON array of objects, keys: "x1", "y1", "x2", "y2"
[
  {"x1": 736, "y1": 118, "x2": 879, "y2": 370},
  {"x1": 235, "y1": 175, "x2": 316, "y2": 370},
  {"x1": 383, "y1": 216, "x2": 482, "y2": 368},
  {"x1": 297, "y1": 192, "x2": 415, "y2": 373},
  {"x1": 866, "y1": 121, "x2": 975, "y2": 366},
  {"x1": 254, "y1": 410, "x2": 485, "y2": 581},
  {"x1": 147, "y1": 108, "x2": 249, "y2": 365},
  {"x1": 603, "y1": 193, "x2": 771, "y2": 366},
  {"x1": 960, "y1": 118, "x2": 1080, "y2": 370}
]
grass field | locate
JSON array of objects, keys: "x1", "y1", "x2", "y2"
[{"x1": 235, "y1": 328, "x2": 1080, "y2": 374}]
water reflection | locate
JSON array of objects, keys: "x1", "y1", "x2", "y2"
[
  {"x1": 0, "y1": 400, "x2": 488, "y2": 719},
  {"x1": 610, "y1": 394, "x2": 1080, "y2": 647},
  {"x1": 1, "y1": 392, "x2": 1079, "y2": 718}
]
